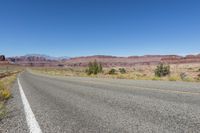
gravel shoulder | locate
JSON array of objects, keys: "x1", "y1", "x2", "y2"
[{"x1": 0, "y1": 80, "x2": 28, "y2": 133}]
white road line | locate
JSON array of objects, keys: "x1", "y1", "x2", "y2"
[{"x1": 17, "y1": 78, "x2": 42, "y2": 133}]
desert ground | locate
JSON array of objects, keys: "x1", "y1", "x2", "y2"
[{"x1": 31, "y1": 63, "x2": 200, "y2": 82}]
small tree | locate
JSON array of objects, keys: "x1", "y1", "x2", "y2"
[
  {"x1": 155, "y1": 63, "x2": 170, "y2": 77},
  {"x1": 108, "y1": 68, "x2": 116, "y2": 75},
  {"x1": 86, "y1": 60, "x2": 103, "y2": 75},
  {"x1": 119, "y1": 68, "x2": 126, "y2": 74}
]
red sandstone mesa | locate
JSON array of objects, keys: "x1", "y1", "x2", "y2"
[{"x1": 5, "y1": 54, "x2": 200, "y2": 67}]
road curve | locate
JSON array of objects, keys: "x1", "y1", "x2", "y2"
[{"x1": 15, "y1": 72, "x2": 200, "y2": 132}]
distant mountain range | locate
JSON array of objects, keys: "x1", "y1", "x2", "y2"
[
  {"x1": 64, "y1": 54, "x2": 200, "y2": 67},
  {"x1": 22, "y1": 54, "x2": 70, "y2": 61},
  {"x1": 6, "y1": 54, "x2": 69, "y2": 66},
  {"x1": 3, "y1": 53, "x2": 200, "y2": 67}
]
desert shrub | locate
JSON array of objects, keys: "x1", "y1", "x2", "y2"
[
  {"x1": 116, "y1": 74, "x2": 126, "y2": 79},
  {"x1": 1, "y1": 89, "x2": 10, "y2": 100},
  {"x1": 188, "y1": 67, "x2": 193, "y2": 70},
  {"x1": 154, "y1": 63, "x2": 170, "y2": 77},
  {"x1": 119, "y1": 68, "x2": 126, "y2": 74},
  {"x1": 169, "y1": 77, "x2": 176, "y2": 81},
  {"x1": 180, "y1": 72, "x2": 187, "y2": 80},
  {"x1": 108, "y1": 68, "x2": 116, "y2": 75},
  {"x1": 86, "y1": 60, "x2": 103, "y2": 75},
  {"x1": 169, "y1": 76, "x2": 179, "y2": 81},
  {"x1": 0, "y1": 81, "x2": 10, "y2": 101},
  {"x1": 198, "y1": 68, "x2": 200, "y2": 72},
  {"x1": 58, "y1": 64, "x2": 64, "y2": 67},
  {"x1": 196, "y1": 74, "x2": 200, "y2": 81},
  {"x1": 0, "y1": 82, "x2": 5, "y2": 101},
  {"x1": 152, "y1": 76, "x2": 160, "y2": 80},
  {"x1": 183, "y1": 77, "x2": 193, "y2": 82}
]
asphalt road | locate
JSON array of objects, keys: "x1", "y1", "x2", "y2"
[{"x1": 5, "y1": 72, "x2": 200, "y2": 132}]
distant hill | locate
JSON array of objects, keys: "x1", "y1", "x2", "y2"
[
  {"x1": 24, "y1": 54, "x2": 70, "y2": 61},
  {"x1": 5, "y1": 54, "x2": 200, "y2": 67},
  {"x1": 7, "y1": 54, "x2": 69, "y2": 66},
  {"x1": 64, "y1": 54, "x2": 200, "y2": 67}
]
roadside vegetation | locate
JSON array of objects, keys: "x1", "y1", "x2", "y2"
[
  {"x1": 108, "y1": 68, "x2": 116, "y2": 75},
  {"x1": 119, "y1": 68, "x2": 126, "y2": 74},
  {"x1": 31, "y1": 62, "x2": 200, "y2": 83},
  {"x1": 154, "y1": 63, "x2": 170, "y2": 77},
  {"x1": 0, "y1": 75, "x2": 17, "y2": 120},
  {"x1": 0, "y1": 65, "x2": 21, "y2": 120},
  {"x1": 85, "y1": 60, "x2": 103, "y2": 75}
]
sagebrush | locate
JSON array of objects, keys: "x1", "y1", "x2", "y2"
[
  {"x1": 108, "y1": 68, "x2": 116, "y2": 75},
  {"x1": 155, "y1": 63, "x2": 170, "y2": 77},
  {"x1": 119, "y1": 68, "x2": 126, "y2": 74},
  {"x1": 86, "y1": 60, "x2": 103, "y2": 75}
]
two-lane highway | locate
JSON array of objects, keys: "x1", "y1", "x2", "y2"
[{"x1": 8, "y1": 72, "x2": 200, "y2": 132}]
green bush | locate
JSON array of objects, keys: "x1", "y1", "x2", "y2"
[
  {"x1": 154, "y1": 63, "x2": 170, "y2": 77},
  {"x1": 108, "y1": 68, "x2": 116, "y2": 75},
  {"x1": 86, "y1": 60, "x2": 103, "y2": 75},
  {"x1": 119, "y1": 68, "x2": 126, "y2": 74}
]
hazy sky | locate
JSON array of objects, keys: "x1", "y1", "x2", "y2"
[{"x1": 0, "y1": 0, "x2": 200, "y2": 57}]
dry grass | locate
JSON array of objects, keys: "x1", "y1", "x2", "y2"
[
  {"x1": 0, "y1": 65, "x2": 21, "y2": 119},
  {"x1": 31, "y1": 63, "x2": 200, "y2": 82},
  {"x1": 0, "y1": 75, "x2": 17, "y2": 120},
  {"x1": 0, "y1": 102, "x2": 6, "y2": 119},
  {"x1": 0, "y1": 75, "x2": 17, "y2": 100}
]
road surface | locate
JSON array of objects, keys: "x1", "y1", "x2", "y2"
[{"x1": 3, "y1": 71, "x2": 200, "y2": 132}]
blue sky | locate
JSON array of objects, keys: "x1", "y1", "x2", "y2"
[{"x1": 0, "y1": 0, "x2": 200, "y2": 57}]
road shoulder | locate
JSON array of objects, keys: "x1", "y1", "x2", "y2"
[{"x1": 0, "y1": 80, "x2": 28, "y2": 133}]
